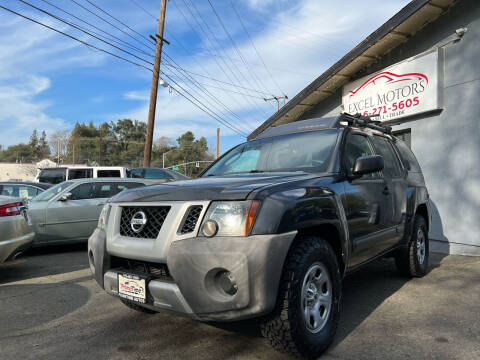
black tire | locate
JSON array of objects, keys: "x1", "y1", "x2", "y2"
[
  {"x1": 121, "y1": 299, "x2": 157, "y2": 314},
  {"x1": 395, "y1": 214, "x2": 429, "y2": 277},
  {"x1": 260, "y1": 236, "x2": 342, "y2": 359}
]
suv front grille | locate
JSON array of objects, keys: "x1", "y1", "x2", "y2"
[
  {"x1": 111, "y1": 256, "x2": 173, "y2": 281},
  {"x1": 179, "y1": 205, "x2": 203, "y2": 234},
  {"x1": 120, "y1": 206, "x2": 170, "y2": 239}
]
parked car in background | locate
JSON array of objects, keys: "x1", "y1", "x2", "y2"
[
  {"x1": 36, "y1": 166, "x2": 129, "y2": 184},
  {"x1": 27, "y1": 178, "x2": 155, "y2": 246},
  {"x1": 0, "y1": 182, "x2": 52, "y2": 201},
  {"x1": 128, "y1": 167, "x2": 189, "y2": 181},
  {"x1": 0, "y1": 195, "x2": 34, "y2": 263}
]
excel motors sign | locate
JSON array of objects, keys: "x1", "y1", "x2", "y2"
[{"x1": 342, "y1": 50, "x2": 442, "y2": 122}]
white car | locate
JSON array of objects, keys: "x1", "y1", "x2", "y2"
[
  {"x1": 36, "y1": 166, "x2": 129, "y2": 185},
  {"x1": 0, "y1": 195, "x2": 34, "y2": 263}
]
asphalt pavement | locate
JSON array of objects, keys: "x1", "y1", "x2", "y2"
[{"x1": 1, "y1": 245, "x2": 479, "y2": 360}]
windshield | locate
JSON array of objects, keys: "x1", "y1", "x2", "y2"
[
  {"x1": 203, "y1": 129, "x2": 338, "y2": 177},
  {"x1": 31, "y1": 181, "x2": 73, "y2": 202}
]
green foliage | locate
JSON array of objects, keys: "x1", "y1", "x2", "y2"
[
  {"x1": 152, "y1": 131, "x2": 213, "y2": 177},
  {"x1": 0, "y1": 129, "x2": 51, "y2": 163},
  {"x1": 0, "y1": 143, "x2": 37, "y2": 162},
  {"x1": 0, "y1": 121, "x2": 214, "y2": 175}
]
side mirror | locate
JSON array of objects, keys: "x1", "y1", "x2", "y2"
[
  {"x1": 352, "y1": 155, "x2": 384, "y2": 177},
  {"x1": 59, "y1": 192, "x2": 72, "y2": 202}
]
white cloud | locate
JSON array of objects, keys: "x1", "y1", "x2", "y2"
[
  {"x1": 123, "y1": 91, "x2": 149, "y2": 101},
  {"x1": 113, "y1": 0, "x2": 410, "y2": 142},
  {"x1": 0, "y1": 0, "x2": 411, "y2": 150}
]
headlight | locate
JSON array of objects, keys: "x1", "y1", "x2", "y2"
[
  {"x1": 98, "y1": 204, "x2": 111, "y2": 230},
  {"x1": 200, "y1": 201, "x2": 260, "y2": 237}
]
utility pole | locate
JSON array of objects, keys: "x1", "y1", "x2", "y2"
[
  {"x1": 57, "y1": 139, "x2": 60, "y2": 165},
  {"x1": 98, "y1": 131, "x2": 102, "y2": 165},
  {"x1": 143, "y1": 0, "x2": 167, "y2": 167},
  {"x1": 216, "y1": 128, "x2": 220, "y2": 159},
  {"x1": 264, "y1": 95, "x2": 288, "y2": 111}
]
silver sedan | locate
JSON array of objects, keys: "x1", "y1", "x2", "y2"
[
  {"x1": 0, "y1": 195, "x2": 34, "y2": 263},
  {"x1": 27, "y1": 178, "x2": 155, "y2": 246}
]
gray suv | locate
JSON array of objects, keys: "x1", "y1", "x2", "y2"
[{"x1": 89, "y1": 114, "x2": 430, "y2": 358}]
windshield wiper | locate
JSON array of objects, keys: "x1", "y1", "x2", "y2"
[{"x1": 248, "y1": 170, "x2": 265, "y2": 173}]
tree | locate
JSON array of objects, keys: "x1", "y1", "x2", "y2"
[
  {"x1": 49, "y1": 130, "x2": 70, "y2": 164},
  {"x1": 159, "y1": 131, "x2": 213, "y2": 177},
  {"x1": 29, "y1": 130, "x2": 38, "y2": 149},
  {"x1": 0, "y1": 143, "x2": 37, "y2": 163},
  {"x1": 38, "y1": 131, "x2": 50, "y2": 159}
]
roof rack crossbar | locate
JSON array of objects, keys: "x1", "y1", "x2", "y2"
[{"x1": 337, "y1": 113, "x2": 392, "y2": 134}]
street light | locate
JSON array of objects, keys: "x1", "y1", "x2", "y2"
[{"x1": 162, "y1": 148, "x2": 179, "y2": 168}]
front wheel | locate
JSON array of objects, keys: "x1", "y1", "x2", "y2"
[
  {"x1": 260, "y1": 236, "x2": 342, "y2": 359},
  {"x1": 395, "y1": 214, "x2": 429, "y2": 277}
]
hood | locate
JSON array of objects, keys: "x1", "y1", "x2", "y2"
[{"x1": 111, "y1": 172, "x2": 319, "y2": 202}]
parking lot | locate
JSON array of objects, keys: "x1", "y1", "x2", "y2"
[{"x1": 0, "y1": 246, "x2": 478, "y2": 360}]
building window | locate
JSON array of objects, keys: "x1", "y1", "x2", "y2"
[{"x1": 393, "y1": 128, "x2": 411, "y2": 148}]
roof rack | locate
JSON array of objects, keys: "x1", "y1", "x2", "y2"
[{"x1": 336, "y1": 112, "x2": 392, "y2": 134}]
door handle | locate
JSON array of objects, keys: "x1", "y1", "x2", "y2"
[
  {"x1": 97, "y1": 202, "x2": 106, "y2": 206},
  {"x1": 382, "y1": 186, "x2": 390, "y2": 196}
]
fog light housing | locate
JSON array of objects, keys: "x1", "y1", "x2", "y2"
[
  {"x1": 202, "y1": 220, "x2": 218, "y2": 237},
  {"x1": 216, "y1": 270, "x2": 237, "y2": 296}
]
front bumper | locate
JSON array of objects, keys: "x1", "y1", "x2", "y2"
[{"x1": 88, "y1": 228, "x2": 297, "y2": 321}]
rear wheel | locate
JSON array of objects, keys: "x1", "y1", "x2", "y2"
[
  {"x1": 260, "y1": 236, "x2": 342, "y2": 359},
  {"x1": 395, "y1": 214, "x2": 429, "y2": 277},
  {"x1": 120, "y1": 299, "x2": 157, "y2": 314}
]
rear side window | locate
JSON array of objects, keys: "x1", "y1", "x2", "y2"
[
  {"x1": 144, "y1": 168, "x2": 173, "y2": 179},
  {"x1": 70, "y1": 182, "x2": 115, "y2": 200},
  {"x1": 394, "y1": 139, "x2": 422, "y2": 172},
  {"x1": 129, "y1": 168, "x2": 144, "y2": 178},
  {"x1": 68, "y1": 168, "x2": 93, "y2": 179},
  {"x1": 0, "y1": 185, "x2": 37, "y2": 198},
  {"x1": 371, "y1": 136, "x2": 403, "y2": 178},
  {"x1": 38, "y1": 168, "x2": 66, "y2": 184},
  {"x1": 97, "y1": 170, "x2": 121, "y2": 177}
]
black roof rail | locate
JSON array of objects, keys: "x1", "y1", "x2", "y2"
[{"x1": 336, "y1": 112, "x2": 392, "y2": 135}]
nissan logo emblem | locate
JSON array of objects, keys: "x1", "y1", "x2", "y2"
[{"x1": 130, "y1": 211, "x2": 147, "y2": 233}]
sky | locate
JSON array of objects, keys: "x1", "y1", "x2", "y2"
[{"x1": 0, "y1": 0, "x2": 410, "y2": 155}]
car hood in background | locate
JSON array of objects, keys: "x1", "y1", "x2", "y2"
[{"x1": 110, "y1": 173, "x2": 319, "y2": 202}]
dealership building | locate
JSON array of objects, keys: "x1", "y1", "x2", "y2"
[{"x1": 250, "y1": 0, "x2": 480, "y2": 255}]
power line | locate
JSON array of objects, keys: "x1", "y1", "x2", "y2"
[
  {"x1": 193, "y1": 51, "x2": 316, "y2": 78},
  {"x1": 68, "y1": 0, "x2": 155, "y2": 51},
  {"x1": 162, "y1": 55, "x2": 255, "y2": 133},
  {"x1": 163, "y1": 67, "x2": 252, "y2": 135},
  {"x1": 162, "y1": 61, "x2": 272, "y2": 96},
  {"x1": 83, "y1": 0, "x2": 154, "y2": 47},
  {"x1": 230, "y1": 1, "x2": 285, "y2": 97},
  {"x1": 161, "y1": 70, "x2": 248, "y2": 137},
  {"x1": 0, "y1": 4, "x2": 152, "y2": 71},
  {"x1": 17, "y1": 0, "x2": 154, "y2": 67},
  {"x1": 172, "y1": 0, "x2": 269, "y2": 121},
  {"x1": 206, "y1": 0, "x2": 274, "y2": 97},
  {"x1": 181, "y1": 0, "x2": 270, "y2": 118},
  {"x1": 39, "y1": 0, "x2": 154, "y2": 58},
  {"x1": 126, "y1": 0, "x2": 157, "y2": 20},
  {"x1": 163, "y1": 54, "x2": 254, "y2": 133}
]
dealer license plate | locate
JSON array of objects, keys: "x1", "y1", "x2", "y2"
[{"x1": 118, "y1": 273, "x2": 147, "y2": 303}]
